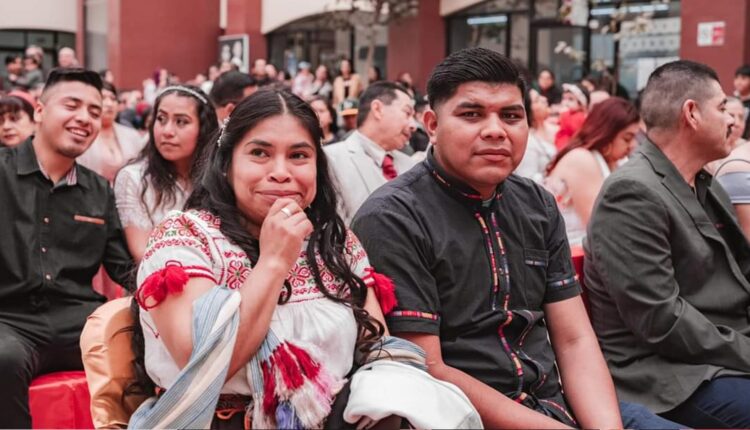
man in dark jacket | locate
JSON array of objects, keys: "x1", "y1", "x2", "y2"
[{"x1": 586, "y1": 60, "x2": 750, "y2": 428}]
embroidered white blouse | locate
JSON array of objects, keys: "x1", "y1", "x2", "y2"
[
  {"x1": 114, "y1": 160, "x2": 190, "y2": 231},
  {"x1": 137, "y1": 209, "x2": 369, "y2": 394}
]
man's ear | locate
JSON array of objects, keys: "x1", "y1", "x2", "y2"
[
  {"x1": 370, "y1": 99, "x2": 384, "y2": 121},
  {"x1": 225, "y1": 102, "x2": 237, "y2": 117},
  {"x1": 681, "y1": 99, "x2": 700, "y2": 131},
  {"x1": 423, "y1": 108, "x2": 438, "y2": 144},
  {"x1": 34, "y1": 101, "x2": 44, "y2": 124}
]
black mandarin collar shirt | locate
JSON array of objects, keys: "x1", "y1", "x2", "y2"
[{"x1": 352, "y1": 149, "x2": 581, "y2": 425}]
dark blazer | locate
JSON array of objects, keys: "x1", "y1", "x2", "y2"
[{"x1": 584, "y1": 138, "x2": 750, "y2": 413}]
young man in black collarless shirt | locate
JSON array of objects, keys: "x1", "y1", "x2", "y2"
[
  {"x1": 0, "y1": 69, "x2": 133, "y2": 428},
  {"x1": 352, "y1": 48, "x2": 678, "y2": 429}
]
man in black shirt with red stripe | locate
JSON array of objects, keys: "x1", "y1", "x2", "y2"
[
  {"x1": 352, "y1": 48, "x2": 677, "y2": 429},
  {"x1": 0, "y1": 69, "x2": 133, "y2": 428}
]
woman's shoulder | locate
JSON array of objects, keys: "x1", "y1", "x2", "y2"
[
  {"x1": 554, "y1": 148, "x2": 599, "y2": 174},
  {"x1": 719, "y1": 142, "x2": 750, "y2": 174},
  {"x1": 114, "y1": 159, "x2": 147, "y2": 188}
]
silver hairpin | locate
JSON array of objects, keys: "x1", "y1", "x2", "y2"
[
  {"x1": 217, "y1": 117, "x2": 230, "y2": 147},
  {"x1": 158, "y1": 85, "x2": 208, "y2": 105}
]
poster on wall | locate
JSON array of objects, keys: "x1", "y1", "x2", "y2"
[
  {"x1": 218, "y1": 34, "x2": 249, "y2": 72},
  {"x1": 697, "y1": 21, "x2": 726, "y2": 47}
]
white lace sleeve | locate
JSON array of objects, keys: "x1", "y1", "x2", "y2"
[{"x1": 114, "y1": 165, "x2": 154, "y2": 230}]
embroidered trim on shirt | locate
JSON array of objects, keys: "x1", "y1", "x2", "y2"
[
  {"x1": 389, "y1": 310, "x2": 440, "y2": 321},
  {"x1": 430, "y1": 170, "x2": 484, "y2": 200},
  {"x1": 547, "y1": 275, "x2": 578, "y2": 288},
  {"x1": 524, "y1": 259, "x2": 547, "y2": 267}
]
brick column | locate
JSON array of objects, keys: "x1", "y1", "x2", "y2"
[
  {"x1": 108, "y1": 0, "x2": 220, "y2": 90},
  {"x1": 226, "y1": 0, "x2": 267, "y2": 64},
  {"x1": 680, "y1": 0, "x2": 750, "y2": 93},
  {"x1": 386, "y1": 0, "x2": 445, "y2": 93}
]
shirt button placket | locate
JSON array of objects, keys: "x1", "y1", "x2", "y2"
[{"x1": 41, "y1": 215, "x2": 51, "y2": 285}]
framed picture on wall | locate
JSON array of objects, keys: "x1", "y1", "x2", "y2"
[{"x1": 218, "y1": 34, "x2": 249, "y2": 73}]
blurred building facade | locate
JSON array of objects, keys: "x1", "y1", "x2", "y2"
[{"x1": 1, "y1": 0, "x2": 749, "y2": 95}]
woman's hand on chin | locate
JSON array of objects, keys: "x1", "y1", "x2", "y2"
[{"x1": 257, "y1": 198, "x2": 314, "y2": 274}]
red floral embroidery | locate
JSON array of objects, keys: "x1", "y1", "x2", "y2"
[
  {"x1": 225, "y1": 259, "x2": 249, "y2": 289},
  {"x1": 196, "y1": 210, "x2": 221, "y2": 228}
]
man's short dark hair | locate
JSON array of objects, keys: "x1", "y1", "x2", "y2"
[
  {"x1": 42, "y1": 68, "x2": 103, "y2": 99},
  {"x1": 209, "y1": 71, "x2": 256, "y2": 107},
  {"x1": 427, "y1": 47, "x2": 528, "y2": 111},
  {"x1": 356, "y1": 81, "x2": 409, "y2": 128},
  {"x1": 736, "y1": 64, "x2": 750, "y2": 78},
  {"x1": 640, "y1": 60, "x2": 720, "y2": 131}
]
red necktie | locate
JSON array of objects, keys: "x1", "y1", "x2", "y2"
[{"x1": 382, "y1": 154, "x2": 398, "y2": 181}]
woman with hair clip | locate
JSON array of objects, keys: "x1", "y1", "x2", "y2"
[
  {"x1": 121, "y1": 89, "x2": 478, "y2": 430},
  {"x1": 545, "y1": 97, "x2": 640, "y2": 246},
  {"x1": 113, "y1": 85, "x2": 218, "y2": 262}
]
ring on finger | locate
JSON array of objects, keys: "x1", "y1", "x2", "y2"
[{"x1": 280, "y1": 207, "x2": 293, "y2": 218}]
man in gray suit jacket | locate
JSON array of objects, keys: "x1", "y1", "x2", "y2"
[
  {"x1": 585, "y1": 60, "x2": 750, "y2": 428},
  {"x1": 324, "y1": 81, "x2": 417, "y2": 225}
]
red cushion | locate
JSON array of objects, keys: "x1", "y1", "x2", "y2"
[
  {"x1": 30, "y1": 371, "x2": 94, "y2": 429},
  {"x1": 570, "y1": 246, "x2": 590, "y2": 316}
]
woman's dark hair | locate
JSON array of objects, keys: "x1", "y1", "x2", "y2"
[
  {"x1": 101, "y1": 81, "x2": 117, "y2": 97},
  {"x1": 125, "y1": 89, "x2": 384, "y2": 399},
  {"x1": 133, "y1": 85, "x2": 218, "y2": 225},
  {"x1": 369, "y1": 66, "x2": 382, "y2": 82},
  {"x1": 547, "y1": 97, "x2": 640, "y2": 173},
  {"x1": 187, "y1": 88, "x2": 383, "y2": 351},
  {"x1": 0, "y1": 95, "x2": 34, "y2": 121},
  {"x1": 309, "y1": 95, "x2": 339, "y2": 136}
]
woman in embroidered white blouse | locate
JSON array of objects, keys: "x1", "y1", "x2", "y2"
[
  {"x1": 128, "y1": 89, "x2": 399, "y2": 429},
  {"x1": 113, "y1": 85, "x2": 217, "y2": 261}
]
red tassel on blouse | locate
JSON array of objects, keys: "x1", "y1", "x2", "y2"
[
  {"x1": 135, "y1": 264, "x2": 189, "y2": 310},
  {"x1": 275, "y1": 344, "x2": 305, "y2": 390},
  {"x1": 286, "y1": 342, "x2": 321, "y2": 380},
  {"x1": 261, "y1": 360, "x2": 278, "y2": 415},
  {"x1": 364, "y1": 268, "x2": 398, "y2": 314}
]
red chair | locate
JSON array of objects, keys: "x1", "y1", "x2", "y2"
[
  {"x1": 570, "y1": 245, "x2": 591, "y2": 316},
  {"x1": 29, "y1": 371, "x2": 94, "y2": 429}
]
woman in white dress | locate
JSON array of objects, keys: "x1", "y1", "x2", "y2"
[
  {"x1": 114, "y1": 85, "x2": 218, "y2": 261},
  {"x1": 545, "y1": 97, "x2": 640, "y2": 245}
]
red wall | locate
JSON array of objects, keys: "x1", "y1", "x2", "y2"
[
  {"x1": 387, "y1": 0, "x2": 445, "y2": 94},
  {"x1": 76, "y1": 0, "x2": 85, "y2": 66},
  {"x1": 226, "y1": 0, "x2": 267, "y2": 65},
  {"x1": 108, "y1": 0, "x2": 220, "y2": 90},
  {"x1": 680, "y1": 0, "x2": 750, "y2": 93}
]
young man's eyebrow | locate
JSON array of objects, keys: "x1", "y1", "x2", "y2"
[{"x1": 455, "y1": 101, "x2": 485, "y2": 109}]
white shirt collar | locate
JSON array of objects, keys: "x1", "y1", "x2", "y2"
[{"x1": 353, "y1": 130, "x2": 389, "y2": 167}]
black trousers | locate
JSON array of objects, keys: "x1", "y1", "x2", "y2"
[{"x1": 0, "y1": 314, "x2": 86, "y2": 429}]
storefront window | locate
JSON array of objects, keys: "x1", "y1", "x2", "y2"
[
  {"x1": 0, "y1": 29, "x2": 75, "y2": 71},
  {"x1": 447, "y1": 0, "x2": 534, "y2": 55},
  {"x1": 534, "y1": 0, "x2": 560, "y2": 19},
  {"x1": 589, "y1": 0, "x2": 681, "y2": 96},
  {"x1": 536, "y1": 26, "x2": 586, "y2": 84},
  {"x1": 268, "y1": 13, "x2": 386, "y2": 79},
  {"x1": 449, "y1": 13, "x2": 509, "y2": 54}
]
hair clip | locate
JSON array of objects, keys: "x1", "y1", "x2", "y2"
[
  {"x1": 158, "y1": 85, "x2": 208, "y2": 105},
  {"x1": 217, "y1": 117, "x2": 230, "y2": 147}
]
